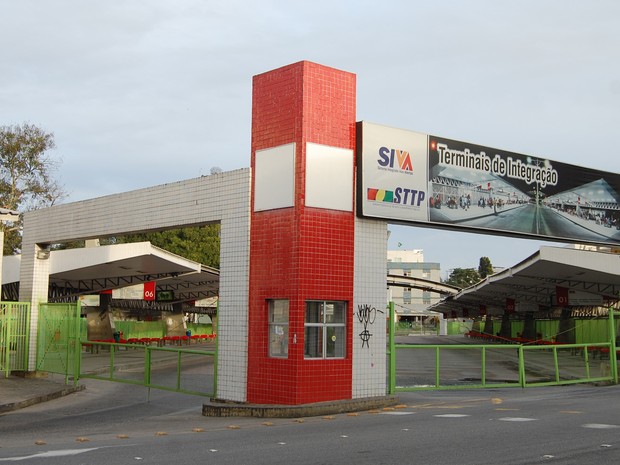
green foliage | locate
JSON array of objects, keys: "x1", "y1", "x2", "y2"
[
  {"x1": 0, "y1": 123, "x2": 65, "y2": 254},
  {"x1": 111, "y1": 224, "x2": 221, "y2": 268},
  {"x1": 445, "y1": 267, "x2": 481, "y2": 289},
  {"x1": 478, "y1": 256, "x2": 493, "y2": 279}
]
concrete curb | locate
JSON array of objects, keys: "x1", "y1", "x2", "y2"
[
  {"x1": 0, "y1": 383, "x2": 85, "y2": 414},
  {"x1": 202, "y1": 395, "x2": 400, "y2": 418}
]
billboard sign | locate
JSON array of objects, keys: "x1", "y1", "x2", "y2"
[{"x1": 357, "y1": 121, "x2": 620, "y2": 246}]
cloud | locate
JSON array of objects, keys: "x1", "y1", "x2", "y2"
[{"x1": 0, "y1": 0, "x2": 618, "y2": 276}]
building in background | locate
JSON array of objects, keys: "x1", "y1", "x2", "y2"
[{"x1": 387, "y1": 249, "x2": 442, "y2": 323}]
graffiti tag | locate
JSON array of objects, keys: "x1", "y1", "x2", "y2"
[{"x1": 357, "y1": 304, "x2": 384, "y2": 348}]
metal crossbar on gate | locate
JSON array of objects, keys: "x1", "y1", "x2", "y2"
[
  {"x1": 78, "y1": 341, "x2": 217, "y2": 398},
  {"x1": 393, "y1": 343, "x2": 523, "y2": 391}
]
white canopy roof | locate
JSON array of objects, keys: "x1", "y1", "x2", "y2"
[
  {"x1": 2, "y1": 242, "x2": 219, "y2": 303},
  {"x1": 430, "y1": 246, "x2": 620, "y2": 316}
]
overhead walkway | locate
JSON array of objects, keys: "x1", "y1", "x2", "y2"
[{"x1": 387, "y1": 274, "x2": 459, "y2": 296}]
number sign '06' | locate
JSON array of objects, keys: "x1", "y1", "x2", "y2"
[{"x1": 112, "y1": 282, "x2": 157, "y2": 301}]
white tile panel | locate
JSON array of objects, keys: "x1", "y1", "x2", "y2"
[{"x1": 352, "y1": 217, "x2": 389, "y2": 398}]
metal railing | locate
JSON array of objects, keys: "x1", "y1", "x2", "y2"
[
  {"x1": 387, "y1": 305, "x2": 620, "y2": 392},
  {"x1": 390, "y1": 342, "x2": 617, "y2": 392},
  {"x1": 520, "y1": 342, "x2": 616, "y2": 387},
  {"x1": 78, "y1": 341, "x2": 217, "y2": 398}
]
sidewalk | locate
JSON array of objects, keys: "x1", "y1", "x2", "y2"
[
  {"x1": 0, "y1": 341, "x2": 215, "y2": 414},
  {"x1": 0, "y1": 374, "x2": 84, "y2": 414}
]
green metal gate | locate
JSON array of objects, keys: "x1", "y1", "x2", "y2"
[
  {"x1": 0, "y1": 302, "x2": 31, "y2": 377},
  {"x1": 36, "y1": 302, "x2": 81, "y2": 384},
  {"x1": 32, "y1": 300, "x2": 217, "y2": 395},
  {"x1": 387, "y1": 304, "x2": 619, "y2": 392}
]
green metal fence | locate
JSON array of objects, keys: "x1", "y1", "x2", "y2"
[
  {"x1": 388, "y1": 305, "x2": 620, "y2": 392},
  {"x1": 520, "y1": 342, "x2": 616, "y2": 387},
  {"x1": 390, "y1": 342, "x2": 617, "y2": 392},
  {"x1": 78, "y1": 341, "x2": 217, "y2": 397},
  {"x1": 32, "y1": 299, "x2": 217, "y2": 396},
  {"x1": 36, "y1": 302, "x2": 81, "y2": 384},
  {"x1": 0, "y1": 302, "x2": 31, "y2": 377}
]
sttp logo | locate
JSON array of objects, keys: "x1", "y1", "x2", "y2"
[
  {"x1": 367, "y1": 187, "x2": 425, "y2": 207},
  {"x1": 377, "y1": 147, "x2": 413, "y2": 172}
]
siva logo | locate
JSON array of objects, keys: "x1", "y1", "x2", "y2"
[{"x1": 377, "y1": 146, "x2": 413, "y2": 172}]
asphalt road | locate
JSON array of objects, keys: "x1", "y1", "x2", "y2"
[
  {"x1": 1, "y1": 365, "x2": 620, "y2": 464},
  {"x1": 462, "y1": 203, "x2": 606, "y2": 241}
]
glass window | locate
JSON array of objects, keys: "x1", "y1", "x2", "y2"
[
  {"x1": 268, "y1": 300, "x2": 289, "y2": 358},
  {"x1": 304, "y1": 301, "x2": 346, "y2": 359},
  {"x1": 305, "y1": 301, "x2": 322, "y2": 323},
  {"x1": 403, "y1": 288, "x2": 412, "y2": 304}
]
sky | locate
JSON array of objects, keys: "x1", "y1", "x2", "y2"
[{"x1": 1, "y1": 0, "x2": 619, "y2": 277}]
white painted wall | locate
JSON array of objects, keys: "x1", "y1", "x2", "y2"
[{"x1": 352, "y1": 217, "x2": 388, "y2": 398}]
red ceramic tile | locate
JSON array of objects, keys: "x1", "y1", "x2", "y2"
[{"x1": 248, "y1": 61, "x2": 356, "y2": 404}]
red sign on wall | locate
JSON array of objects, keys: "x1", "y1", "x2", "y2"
[
  {"x1": 143, "y1": 281, "x2": 156, "y2": 301},
  {"x1": 505, "y1": 298, "x2": 515, "y2": 313},
  {"x1": 556, "y1": 286, "x2": 569, "y2": 307}
]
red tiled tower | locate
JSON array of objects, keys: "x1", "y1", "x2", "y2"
[{"x1": 248, "y1": 61, "x2": 356, "y2": 404}]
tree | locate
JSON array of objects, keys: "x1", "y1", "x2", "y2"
[
  {"x1": 478, "y1": 256, "x2": 493, "y2": 279},
  {"x1": 0, "y1": 123, "x2": 65, "y2": 254},
  {"x1": 111, "y1": 224, "x2": 221, "y2": 268},
  {"x1": 445, "y1": 268, "x2": 480, "y2": 288},
  {"x1": 53, "y1": 226, "x2": 221, "y2": 269}
]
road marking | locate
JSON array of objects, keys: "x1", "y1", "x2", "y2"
[
  {"x1": 582, "y1": 423, "x2": 619, "y2": 429},
  {"x1": 498, "y1": 417, "x2": 538, "y2": 422},
  {"x1": 0, "y1": 448, "x2": 100, "y2": 461},
  {"x1": 431, "y1": 405, "x2": 469, "y2": 410},
  {"x1": 433, "y1": 414, "x2": 470, "y2": 418},
  {"x1": 0, "y1": 444, "x2": 136, "y2": 462},
  {"x1": 379, "y1": 411, "x2": 415, "y2": 415}
]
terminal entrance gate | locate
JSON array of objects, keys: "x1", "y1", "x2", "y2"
[{"x1": 33, "y1": 302, "x2": 217, "y2": 397}]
